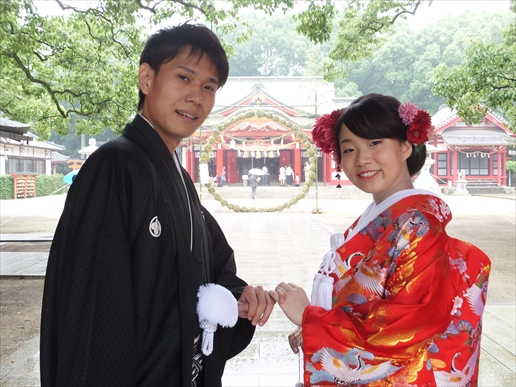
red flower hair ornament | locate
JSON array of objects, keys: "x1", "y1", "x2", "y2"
[
  {"x1": 398, "y1": 102, "x2": 434, "y2": 152},
  {"x1": 312, "y1": 108, "x2": 343, "y2": 166}
]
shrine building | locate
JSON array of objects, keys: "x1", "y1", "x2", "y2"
[{"x1": 180, "y1": 77, "x2": 515, "y2": 189}]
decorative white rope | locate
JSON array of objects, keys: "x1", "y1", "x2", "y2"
[
  {"x1": 199, "y1": 320, "x2": 218, "y2": 356},
  {"x1": 197, "y1": 283, "x2": 238, "y2": 356},
  {"x1": 311, "y1": 233, "x2": 344, "y2": 310}
]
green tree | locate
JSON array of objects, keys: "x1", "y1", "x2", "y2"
[
  {"x1": 1, "y1": 0, "x2": 334, "y2": 138},
  {"x1": 227, "y1": 14, "x2": 314, "y2": 77},
  {"x1": 323, "y1": 0, "x2": 430, "y2": 80},
  {"x1": 433, "y1": 2, "x2": 516, "y2": 131},
  {"x1": 1, "y1": 0, "x2": 143, "y2": 138},
  {"x1": 333, "y1": 11, "x2": 512, "y2": 114}
]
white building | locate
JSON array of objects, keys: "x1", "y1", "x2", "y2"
[{"x1": 0, "y1": 117, "x2": 65, "y2": 177}]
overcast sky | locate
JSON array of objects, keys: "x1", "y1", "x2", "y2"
[{"x1": 407, "y1": 0, "x2": 512, "y2": 29}]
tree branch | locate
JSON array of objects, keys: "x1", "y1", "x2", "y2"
[
  {"x1": 12, "y1": 53, "x2": 68, "y2": 118},
  {"x1": 135, "y1": 0, "x2": 157, "y2": 14},
  {"x1": 391, "y1": 1, "x2": 423, "y2": 24}
]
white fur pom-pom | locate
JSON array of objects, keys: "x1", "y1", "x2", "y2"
[
  {"x1": 197, "y1": 283, "x2": 238, "y2": 327},
  {"x1": 197, "y1": 283, "x2": 238, "y2": 356}
]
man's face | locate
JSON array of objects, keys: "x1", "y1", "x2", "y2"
[{"x1": 139, "y1": 47, "x2": 220, "y2": 152}]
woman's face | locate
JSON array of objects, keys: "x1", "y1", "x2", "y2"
[{"x1": 338, "y1": 124, "x2": 414, "y2": 204}]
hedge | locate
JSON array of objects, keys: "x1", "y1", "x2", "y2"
[
  {"x1": 0, "y1": 175, "x2": 14, "y2": 200},
  {"x1": 36, "y1": 174, "x2": 67, "y2": 197}
]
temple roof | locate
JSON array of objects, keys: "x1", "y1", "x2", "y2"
[
  {"x1": 213, "y1": 76, "x2": 336, "y2": 116},
  {"x1": 201, "y1": 77, "x2": 338, "y2": 137},
  {"x1": 440, "y1": 127, "x2": 512, "y2": 147}
]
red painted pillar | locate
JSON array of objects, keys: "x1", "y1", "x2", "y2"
[
  {"x1": 294, "y1": 144, "x2": 301, "y2": 182},
  {"x1": 185, "y1": 146, "x2": 193, "y2": 181},
  {"x1": 226, "y1": 150, "x2": 237, "y2": 183},
  {"x1": 497, "y1": 150, "x2": 502, "y2": 186},
  {"x1": 216, "y1": 145, "x2": 224, "y2": 179},
  {"x1": 325, "y1": 154, "x2": 333, "y2": 184},
  {"x1": 453, "y1": 150, "x2": 458, "y2": 185}
]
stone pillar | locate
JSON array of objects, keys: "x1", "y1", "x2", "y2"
[
  {"x1": 455, "y1": 170, "x2": 470, "y2": 195},
  {"x1": 414, "y1": 149, "x2": 440, "y2": 194}
]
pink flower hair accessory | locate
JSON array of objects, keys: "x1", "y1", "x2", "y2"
[
  {"x1": 398, "y1": 102, "x2": 434, "y2": 152},
  {"x1": 398, "y1": 102, "x2": 418, "y2": 125}
]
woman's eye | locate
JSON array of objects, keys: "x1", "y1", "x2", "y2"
[
  {"x1": 342, "y1": 148, "x2": 354, "y2": 154},
  {"x1": 179, "y1": 75, "x2": 188, "y2": 81},
  {"x1": 370, "y1": 140, "x2": 382, "y2": 146}
]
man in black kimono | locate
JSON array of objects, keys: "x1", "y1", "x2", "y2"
[{"x1": 40, "y1": 23, "x2": 275, "y2": 387}]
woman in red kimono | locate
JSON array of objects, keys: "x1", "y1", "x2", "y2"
[{"x1": 270, "y1": 94, "x2": 491, "y2": 386}]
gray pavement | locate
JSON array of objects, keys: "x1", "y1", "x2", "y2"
[{"x1": 0, "y1": 189, "x2": 515, "y2": 386}]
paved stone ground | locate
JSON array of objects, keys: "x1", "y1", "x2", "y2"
[{"x1": 0, "y1": 189, "x2": 514, "y2": 386}]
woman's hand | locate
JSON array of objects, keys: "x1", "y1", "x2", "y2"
[
  {"x1": 288, "y1": 327, "x2": 303, "y2": 354},
  {"x1": 268, "y1": 282, "x2": 310, "y2": 326}
]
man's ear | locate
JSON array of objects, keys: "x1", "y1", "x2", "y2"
[
  {"x1": 138, "y1": 63, "x2": 154, "y2": 95},
  {"x1": 402, "y1": 140, "x2": 413, "y2": 161}
]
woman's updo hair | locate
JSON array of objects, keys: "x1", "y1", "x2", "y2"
[{"x1": 334, "y1": 93, "x2": 426, "y2": 177}]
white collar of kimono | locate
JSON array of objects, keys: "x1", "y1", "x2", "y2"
[{"x1": 343, "y1": 188, "x2": 444, "y2": 243}]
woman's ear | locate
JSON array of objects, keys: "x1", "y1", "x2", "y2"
[
  {"x1": 401, "y1": 140, "x2": 413, "y2": 161},
  {"x1": 138, "y1": 63, "x2": 154, "y2": 95}
]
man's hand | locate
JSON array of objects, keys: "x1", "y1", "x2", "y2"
[
  {"x1": 268, "y1": 282, "x2": 310, "y2": 326},
  {"x1": 237, "y1": 285, "x2": 276, "y2": 326}
]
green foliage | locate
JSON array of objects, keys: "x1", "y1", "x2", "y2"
[
  {"x1": 332, "y1": 11, "x2": 513, "y2": 114},
  {"x1": 324, "y1": 0, "x2": 430, "y2": 81},
  {"x1": 36, "y1": 174, "x2": 67, "y2": 197},
  {"x1": 0, "y1": 175, "x2": 14, "y2": 200},
  {"x1": 1, "y1": 0, "x2": 142, "y2": 138},
  {"x1": 433, "y1": 7, "x2": 516, "y2": 132},
  {"x1": 334, "y1": 81, "x2": 362, "y2": 98},
  {"x1": 226, "y1": 13, "x2": 314, "y2": 76},
  {"x1": 507, "y1": 160, "x2": 516, "y2": 173},
  {"x1": 293, "y1": 0, "x2": 336, "y2": 44},
  {"x1": 1, "y1": 0, "x2": 331, "y2": 138}
]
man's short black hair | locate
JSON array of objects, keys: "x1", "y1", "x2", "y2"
[{"x1": 138, "y1": 22, "x2": 229, "y2": 111}]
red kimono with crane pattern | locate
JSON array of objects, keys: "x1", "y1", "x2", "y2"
[{"x1": 302, "y1": 194, "x2": 490, "y2": 386}]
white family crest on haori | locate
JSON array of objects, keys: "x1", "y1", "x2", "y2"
[
  {"x1": 149, "y1": 216, "x2": 161, "y2": 237},
  {"x1": 311, "y1": 233, "x2": 344, "y2": 309},
  {"x1": 197, "y1": 283, "x2": 238, "y2": 355}
]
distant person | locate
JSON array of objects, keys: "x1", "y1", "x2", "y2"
[
  {"x1": 285, "y1": 164, "x2": 293, "y2": 186},
  {"x1": 294, "y1": 173, "x2": 300, "y2": 186},
  {"x1": 41, "y1": 23, "x2": 275, "y2": 387},
  {"x1": 279, "y1": 165, "x2": 286, "y2": 186},
  {"x1": 242, "y1": 166, "x2": 249, "y2": 186},
  {"x1": 262, "y1": 165, "x2": 268, "y2": 186},
  {"x1": 220, "y1": 166, "x2": 227, "y2": 186},
  {"x1": 270, "y1": 93, "x2": 491, "y2": 386},
  {"x1": 304, "y1": 161, "x2": 310, "y2": 182},
  {"x1": 248, "y1": 173, "x2": 258, "y2": 199}
]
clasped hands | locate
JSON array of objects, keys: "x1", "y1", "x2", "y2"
[
  {"x1": 237, "y1": 283, "x2": 310, "y2": 354},
  {"x1": 237, "y1": 285, "x2": 276, "y2": 326},
  {"x1": 237, "y1": 282, "x2": 310, "y2": 329}
]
